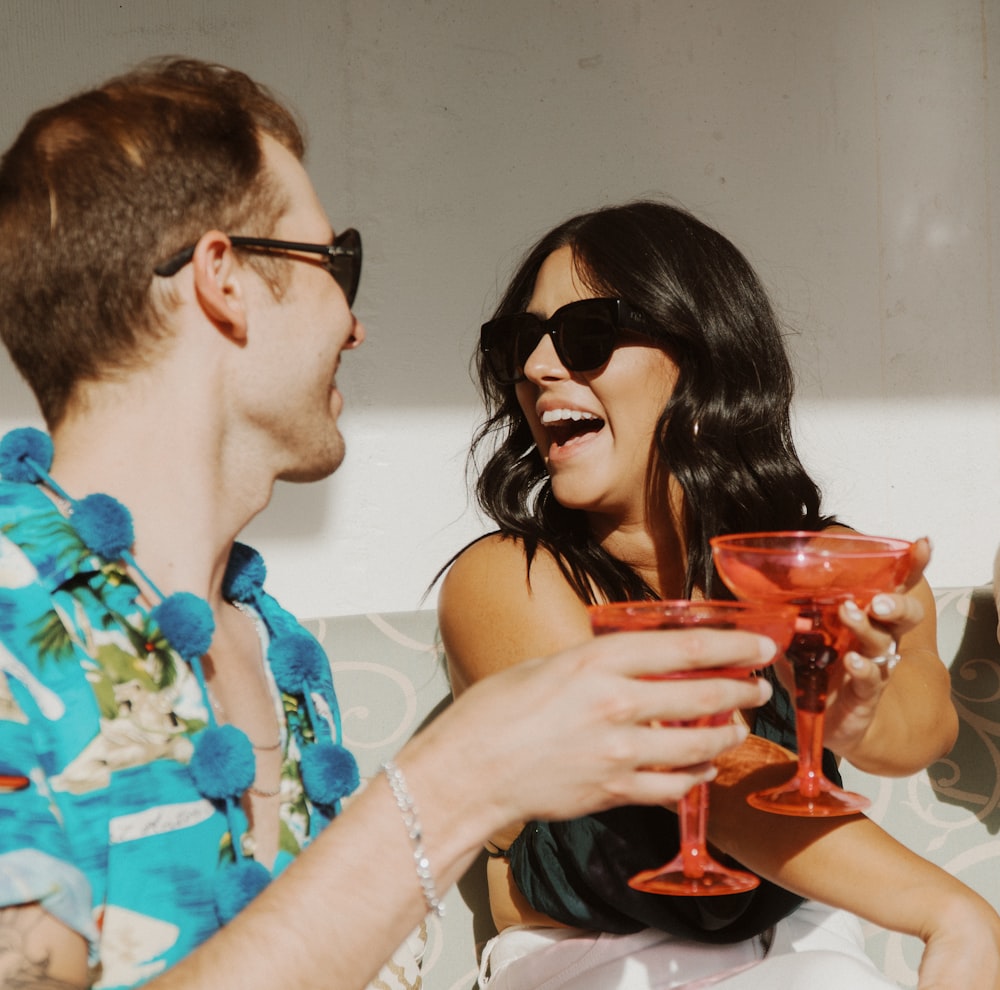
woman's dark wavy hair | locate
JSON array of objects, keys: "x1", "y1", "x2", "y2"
[{"x1": 471, "y1": 200, "x2": 835, "y2": 603}]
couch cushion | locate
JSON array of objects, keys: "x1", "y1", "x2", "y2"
[
  {"x1": 841, "y1": 585, "x2": 1000, "y2": 984},
  {"x1": 306, "y1": 587, "x2": 1000, "y2": 989}
]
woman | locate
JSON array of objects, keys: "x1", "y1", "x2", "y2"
[{"x1": 438, "y1": 201, "x2": 993, "y2": 988}]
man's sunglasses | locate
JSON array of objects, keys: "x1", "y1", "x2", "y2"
[
  {"x1": 480, "y1": 297, "x2": 649, "y2": 385},
  {"x1": 154, "y1": 228, "x2": 362, "y2": 307}
]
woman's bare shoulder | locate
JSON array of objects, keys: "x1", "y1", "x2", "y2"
[
  {"x1": 438, "y1": 533, "x2": 592, "y2": 692},
  {"x1": 444, "y1": 531, "x2": 530, "y2": 571},
  {"x1": 440, "y1": 533, "x2": 575, "y2": 604}
]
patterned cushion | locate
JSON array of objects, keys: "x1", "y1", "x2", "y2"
[
  {"x1": 841, "y1": 585, "x2": 1000, "y2": 985},
  {"x1": 305, "y1": 585, "x2": 1000, "y2": 990}
]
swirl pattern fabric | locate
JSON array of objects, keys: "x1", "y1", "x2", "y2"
[{"x1": 307, "y1": 588, "x2": 1000, "y2": 990}]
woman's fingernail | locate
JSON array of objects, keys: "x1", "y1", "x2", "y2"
[
  {"x1": 846, "y1": 651, "x2": 865, "y2": 673},
  {"x1": 871, "y1": 595, "x2": 894, "y2": 617},
  {"x1": 842, "y1": 600, "x2": 863, "y2": 621}
]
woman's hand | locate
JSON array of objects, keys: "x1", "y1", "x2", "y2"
[
  {"x1": 819, "y1": 537, "x2": 953, "y2": 767},
  {"x1": 822, "y1": 588, "x2": 924, "y2": 757}
]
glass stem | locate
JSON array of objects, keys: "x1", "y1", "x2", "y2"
[
  {"x1": 790, "y1": 625, "x2": 833, "y2": 799},
  {"x1": 679, "y1": 782, "x2": 709, "y2": 877},
  {"x1": 795, "y1": 707, "x2": 826, "y2": 797}
]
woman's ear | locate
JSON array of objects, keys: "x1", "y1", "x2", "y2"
[{"x1": 190, "y1": 230, "x2": 249, "y2": 342}]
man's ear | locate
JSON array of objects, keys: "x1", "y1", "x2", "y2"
[{"x1": 190, "y1": 231, "x2": 249, "y2": 342}]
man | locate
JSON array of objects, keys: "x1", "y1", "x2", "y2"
[{"x1": 0, "y1": 59, "x2": 775, "y2": 989}]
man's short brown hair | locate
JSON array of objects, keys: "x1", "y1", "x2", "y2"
[{"x1": 0, "y1": 57, "x2": 306, "y2": 427}]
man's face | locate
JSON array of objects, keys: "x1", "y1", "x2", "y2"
[{"x1": 239, "y1": 136, "x2": 365, "y2": 483}]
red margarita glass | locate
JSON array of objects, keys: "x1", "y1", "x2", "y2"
[
  {"x1": 589, "y1": 600, "x2": 797, "y2": 896},
  {"x1": 711, "y1": 531, "x2": 913, "y2": 817}
]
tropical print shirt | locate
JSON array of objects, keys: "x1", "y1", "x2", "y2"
[{"x1": 0, "y1": 480, "x2": 335, "y2": 988}]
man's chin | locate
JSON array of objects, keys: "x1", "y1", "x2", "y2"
[{"x1": 278, "y1": 445, "x2": 346, "y2": 484}]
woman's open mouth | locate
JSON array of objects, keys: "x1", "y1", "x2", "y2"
[{"x1": 540, "y1": 408, "x2": 605, "y2": 449}]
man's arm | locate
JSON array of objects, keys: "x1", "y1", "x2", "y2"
[
  {"x1": 149, "y1": 633, "x2": 769, "y2": 989},
  {"x1": 5, "y1": 626, "x2": 772, "y2": 990}
]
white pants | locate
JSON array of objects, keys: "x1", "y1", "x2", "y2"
[{"x1": 478, "y1": 901, "x2": 897, "y2": 990}]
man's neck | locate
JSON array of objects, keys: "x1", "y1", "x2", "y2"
[{"x1": 48, "y1": 379, "x2": 274, "y2": 608}]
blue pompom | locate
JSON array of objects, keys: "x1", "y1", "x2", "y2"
[
  {"x1": 0, "y1": 428, "x2": 54, "y2": 483},
  {"x1": 72, "y1": 493, "x2": 134, "y2": 559},
  {"x1": 214, "y1": 859, "x2": 271, "y2": 924},
  {"x1": 152, "y1": 592, "x2": 215, "y2": 662},
  {"x1": 189, "y1": 725, "x2": 255, "y2": 800},
  {"x1": 222, "y1": 542, "x2": 267, "y2": 603},
  {"x1": 300, "y1": 741, "x2": 359, "y2": 806},
  {"x1": 268, "y1": 632, "x2": 327, "y2": 694}
]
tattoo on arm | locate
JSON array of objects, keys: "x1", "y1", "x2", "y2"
[{"x1": 0, "y1": 905, "x2": 89, "y2": 989}]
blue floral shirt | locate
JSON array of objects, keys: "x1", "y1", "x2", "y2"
[{"x1": 0, "y1": 480, "x2": 345, "y2": 988}]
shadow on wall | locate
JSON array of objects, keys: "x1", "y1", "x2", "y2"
[{"x1": 1, "y1": 365, "x2": 40, "y2": 427}]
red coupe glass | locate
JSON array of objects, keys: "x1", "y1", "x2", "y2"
[
  {"x1": 711, "y1": 531, "x2": 913, "y2": 816},
  {"x1": 589, "y1": 600, "x2": 797, "y2": 895}
]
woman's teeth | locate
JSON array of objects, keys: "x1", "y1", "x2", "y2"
[
  {"x1": 540, "y1": 408, "x2": 605, "y2": 447},
  {"x1": 540, "y1": 408, "x2": 600, "y2": 425}
]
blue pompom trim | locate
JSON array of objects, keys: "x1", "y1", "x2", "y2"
[
  {"x1": 152, "y1": 593, "x2": 215, "y2": 662},
  {"x1": 222, "y1": 542, "x2": 267, "y2": 603},
  {"x1": 0, "y1": 426, "x2": 52, "y2": 484},
  {"x1": 300, "y1": 741, "x2": 359, "y2": 806},
  {"x1": 0, "y1": 428, "x2": 54, "y2": 482},
  {"x1": 214, "y1": 859, "x2": 272, "y2": 924},
  {"x1": 72, "y1": 493, "x2": 135, "y2": 559},
  {"x1": 189, "y1": 725, "x2": 256, "y2": 800},
  {"x1": 268, "y1": 632, "x2": 327, "y2": 694}
]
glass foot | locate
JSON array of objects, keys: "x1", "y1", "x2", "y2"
[
  {"x1": 747, "y1": 775, "x2": 870, "y2": 817},
  {"x1": 628, "y1": 860, "x2": 760, "y2": 896}
]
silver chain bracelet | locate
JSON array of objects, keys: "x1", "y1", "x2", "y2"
[{"x1": 380, "y1": 760, "x2": 445, "y2": 918}]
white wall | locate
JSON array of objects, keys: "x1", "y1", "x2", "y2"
[{"x1": 1, "y1": 0, "x2": 997, "y2": 618}]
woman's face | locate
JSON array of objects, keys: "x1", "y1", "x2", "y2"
[{"x1": 515, "y1": 246, "x2": 680, "y2": 529}]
